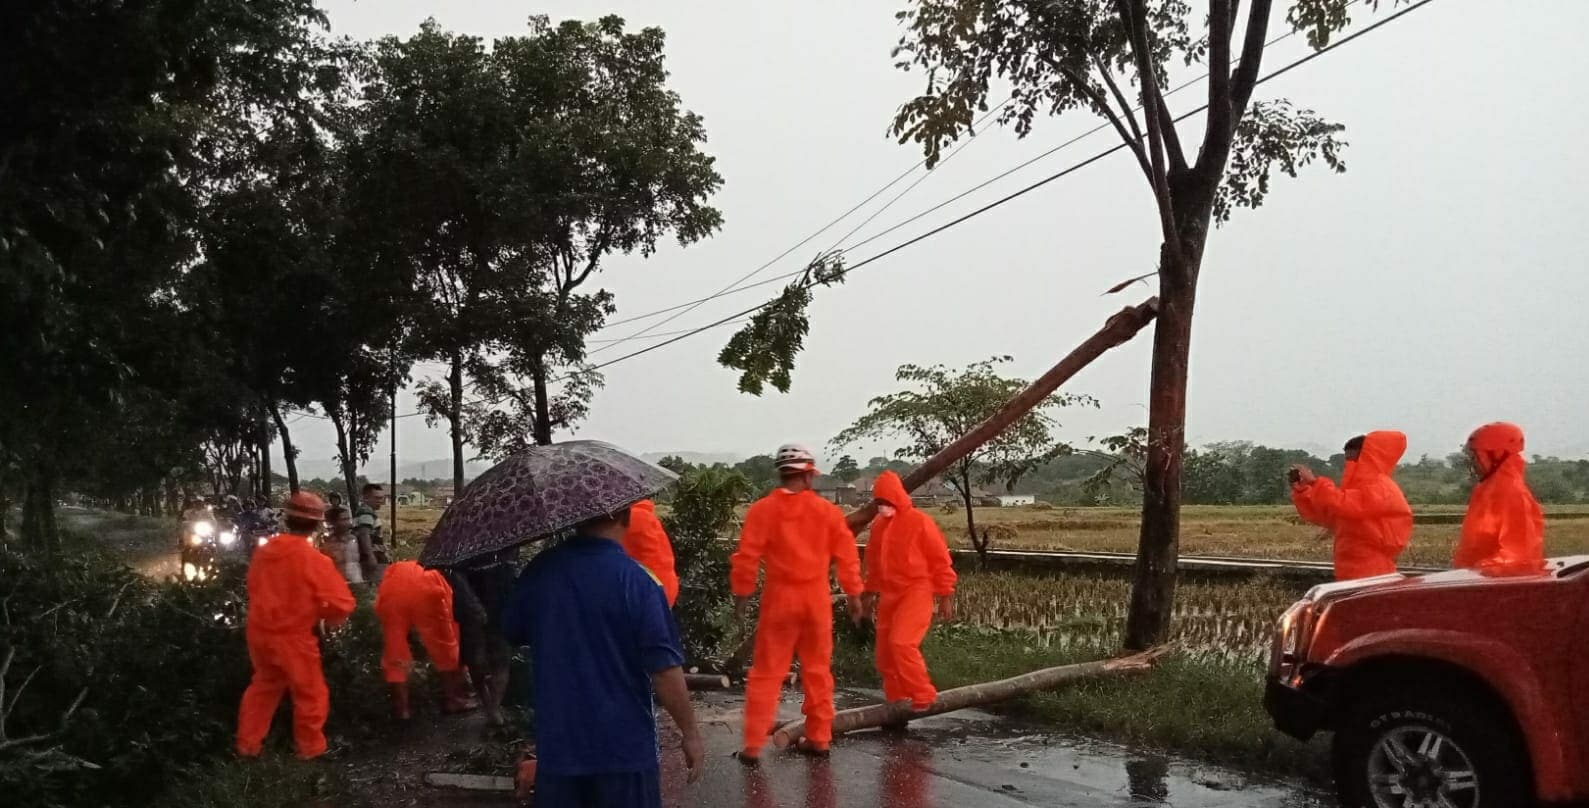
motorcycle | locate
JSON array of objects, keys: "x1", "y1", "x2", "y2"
[{"x1": 180, "y1": 516, "x2": 246, "y2": 582}]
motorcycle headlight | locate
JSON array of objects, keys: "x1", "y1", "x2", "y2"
[
  {"x1": 193, "y1": 520, "x2": 215, "y2": 538},
  {"x1": 189, "y1": 533, "x2": 205, "y2": 547},
  {"x1": 219, "y1": 530, "x2": 237, "y2": 547}
]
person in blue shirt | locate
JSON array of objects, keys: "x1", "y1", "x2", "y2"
[{"x1": 501, "y1": 504, "x2": 704, "y2": 807}]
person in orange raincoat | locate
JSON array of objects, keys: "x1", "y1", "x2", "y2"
[
  {"x1": 731, "y1": 444, "x2": 864, "y2": 761},
  {"x1": 374, "y1": 560, "x2": 476, "y2": 720},
  {"x1": 1289, "y1": 431, "x2": 1414, "y2": 580},
  {"x1": 1452, "y1": 422, "x2": 1546, "y2": 572},
  {"x1": 863, "y1": 471, "x2": 956, "y2": 711},
  {"x1": 622, "y1": 499, "x2": 679, "y2": 606},
  {"x1": 236, "y1": 492, "x2": 355, "y2": 760}
]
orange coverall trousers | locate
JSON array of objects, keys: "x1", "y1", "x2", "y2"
[
  {"x1": 743, "y1": 580, "x2": 837, "y2": 751},
  {"x1": 875, "y1": 587, "x2": 938, "y2": 708},
  {"x1": 236, "y1": 630, "x2": 332, "y2": 759},
  {"x1": 375, "y1": 562, "x2": 462, "y2": 682}
]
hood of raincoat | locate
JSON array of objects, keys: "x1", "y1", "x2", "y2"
[
  {"x1": 872, "y1": 471, "x2": 912, "y2": 511},
  {"x1": 1468, "y1": 422, "x2": 1527, "y2": 479},
  {"x1": 1348, "y1": 430, "x2": 1408, "y2": 480},
  {"x1": 630, "y1": 499, "x2": 655, "y2": 515}
]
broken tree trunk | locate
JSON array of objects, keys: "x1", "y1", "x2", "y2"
[
  {"x1": 769, "y1": 646, "x2": 1169, "y2": 749},
  {"x1": 685, "y1": 673, "x2": 732, "y2": 690},
  {"x1": 844, "y1": 298, "x2": 1159, "y2": 532}
]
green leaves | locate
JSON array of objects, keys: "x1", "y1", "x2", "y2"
[
  {"x1": 717, "y1": 252, "x2": 846, "y2": 396},
  {"x1": 1214, "y1": 99, "x2": 1347, "y2": 224},
  {"x1": 830, "y1": 355, "x2": 1095, "y2": 490}
]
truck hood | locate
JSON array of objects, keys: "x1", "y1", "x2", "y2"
[{"x1": 1307, "y1": 555, "x2": 1589, "y2": 607}]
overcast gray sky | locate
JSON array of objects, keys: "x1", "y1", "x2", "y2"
[{"x1": 283, "y1": 0, "x2": 1589, "y2": 478}]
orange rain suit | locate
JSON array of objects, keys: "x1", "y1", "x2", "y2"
[
  {"x1": 375, "y1": 561, "x2": 463, "y2": 683},
  {"x1": 236, "y1": 532, "x2": 356, "y2": 759},
  {"x1": 1453, "y1": 422, "x2": 1545, "y2": 572},
  {"x1": 621, "y1": 500, "x2": 680, "y2": 606},
  {"x1": 1291, "y1": 430, "x2": 1414, "y2": 580},
  {"x1": 865, "y1": 471, "x2": 956, "y2": 709},
  {"x1": 731, "y1": 487, "x2": 863, "y2": 754}
]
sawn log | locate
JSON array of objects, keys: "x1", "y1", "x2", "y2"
[{"x1": 769, "y1": 645, "x2": 1170, "y2": 749}]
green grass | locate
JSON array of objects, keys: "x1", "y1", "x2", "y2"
[
  {"x1": 160, "y1": 757, "x2": 363, "y2": 808},
  {"x1": 833, "y1": 567, "x2": 1332, "y2": 782},
  {"x1": 834, "y1": 624, "x2": 1329, "y2": 783}
]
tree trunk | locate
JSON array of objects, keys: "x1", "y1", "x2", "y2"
[
  {"x1": 1125, "y1": 270, "x2": 1198, "y2": 650},
  {"x1": 329, "y1": 407, "x2": 359, "y2": 505},
  {"x1": 268, "y1": 403, "x2": 301, "y2": 494},
  {"x1": 450, "y1": 352, "x2": 466, "y2": 493},
  {"x1": 530, "y1": 354, "x2": 553, "y2": 447},
  {"x1": 20, "y1": 463, "x2": 58, "y2": 554},
  {"x1": 770, "y1": 646, "x2": 1167, "y2": 747},
  {"x1": 259, "y1": 422, "x2": 274, "y2": 502},
  {"x1": 957, "y1": 469, "x2": 984, "y2": 568}
]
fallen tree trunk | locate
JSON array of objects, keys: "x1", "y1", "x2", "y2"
[
  {"x1": 685, "y1": 672, "x2": 732, "y2": 690},
  {"x1": 770, "y1": 646, "x2": 1170, "y2": 749},
  {"x1": 845, "y1": 298, "x2": 1158, "y2": 532}
]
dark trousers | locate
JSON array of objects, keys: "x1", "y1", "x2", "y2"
[{"x1": 534, "y1": 769, "x2": 661, "y2": 808}]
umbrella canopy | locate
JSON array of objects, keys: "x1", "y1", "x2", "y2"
[{"x1": 418, "y1": 440, "x2": 678, "y2": 568}]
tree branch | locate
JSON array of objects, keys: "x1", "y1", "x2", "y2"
[
  {"x1": 1205, "y1": 0, "x2": 1234, "y2": 159},
  {"x1": 1230, "y1": 0, "x2": 1274, "y2": 119},
  {"x1": 1054, "y1": 63, "x2": 1154, "y2": 186},
  {"x1": 1115, "y1": 0, "x2": 1181, "y2": 259}
]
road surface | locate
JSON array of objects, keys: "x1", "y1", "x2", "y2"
[{"x1": 400, "y1": 691, "x2": 1324, "y2": 808}]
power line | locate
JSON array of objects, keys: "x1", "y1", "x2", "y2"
[
  {"x1": 570, "y1": 0, "x2": 1439, "y2": 375},
  {"x1": 590, "y1": 95, "x2": 1018, "y2": 353},
  {"x1": 588, "y1": 31, "x2": 1309, "y2": 343},
  {"x1": 302, "y1": 0, "x2": 1437, "y2": 422}
]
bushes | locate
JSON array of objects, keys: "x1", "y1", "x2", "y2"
[
  {"x1": 0, "y1": 543, "x2": 394, "y2": 808},
  {"x1": 663, "y1": 468, "x2": 751, "y2": 671}
]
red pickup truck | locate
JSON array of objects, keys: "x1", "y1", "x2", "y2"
[{"x1": 1265, "y1": 557, "x2": 1589, "y2": 808}]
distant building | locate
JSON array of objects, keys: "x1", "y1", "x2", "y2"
[
  {"x1": 397, "y1": 491, "x2": 427, "y2": 507},
  {"x1": 812, "y1": 476, "x2": 860, "y2": 506},
  {"x1": 995, "y1": 494, "x2": 1036, "y2": 507}
]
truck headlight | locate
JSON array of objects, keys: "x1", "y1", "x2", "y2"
[
  {"x1": 219, "y1": 530, "x2": 237, "y2": 547},
  {"x1": 188, "y1": 533, "x2": 205, "y2": 547},
  {"x1": 193, "y1": 520, "x2": 215, "y2": 538},
  {"x1": 1270, "y1": 599, "x2": 1316, "y2": 683}
]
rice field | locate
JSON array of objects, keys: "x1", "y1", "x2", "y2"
[
  {"x1": 393, "y1": 502, "x2": 1589, "y2": 568},
  {"x1": 927, "y1": 503, "x2": 1589, "y2": 567},
  {"x1": 952, "y1": 570, "x2": 1305, "y2": 667}
]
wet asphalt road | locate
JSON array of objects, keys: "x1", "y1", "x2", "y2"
[{"x1": 645, "y1": 692, "x2": 1327, "y2": 808}]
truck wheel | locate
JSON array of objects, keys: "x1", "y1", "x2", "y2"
[{"x1": 1332, "y1": 687, "x2": 1529, "y2": 808}]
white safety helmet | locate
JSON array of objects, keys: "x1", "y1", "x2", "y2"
[{"x1": 774, "y1": 443, "x2": 818, "y2": 474}]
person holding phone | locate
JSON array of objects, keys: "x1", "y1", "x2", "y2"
[{"x1": 1289, "y1": 431, "x2": 1414, "y2": 581}]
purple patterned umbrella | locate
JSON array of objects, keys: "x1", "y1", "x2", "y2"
[{"x1": 418, "y1": 440, "x2": 678, "y2": 567}]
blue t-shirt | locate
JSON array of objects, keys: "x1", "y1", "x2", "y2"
[{"x1": 501, "y1": 536, "x2": 684, "y2": 776}]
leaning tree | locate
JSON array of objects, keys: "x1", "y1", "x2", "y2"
[{"x1": 887, "y1": 0, "x2": 1380, "y2": 646}]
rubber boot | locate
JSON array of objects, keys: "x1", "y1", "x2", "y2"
[
  {"x1": 440, "y1": 670, "x2": 480, "y2": 714},
  {"x1": 388, "y1": 682, "x2": 412, "y2": 721}
]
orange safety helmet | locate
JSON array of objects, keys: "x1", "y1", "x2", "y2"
[
  {"x1": 282, "y1": 491, "x2": 327, "y2": 522},
  {"x1": 1466, "y1": 422, "x2": 1526, "y2": 477}
]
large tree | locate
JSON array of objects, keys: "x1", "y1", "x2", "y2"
[
  {"x1": 0, "y1": 0, "x2": 328, "y2": 548},
  {"x1": 832, "y1": 356, "x2": 1092, "y2": 566},
  {"x1": 356, "y1": 17, "x2": 720, "y2": 486},
  {"x1": 476, "y1": 16, "x2": 724, "y2": 448},
  {"x1": 885, "y1": 0, "x2": 1363, "y2": 646}
]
